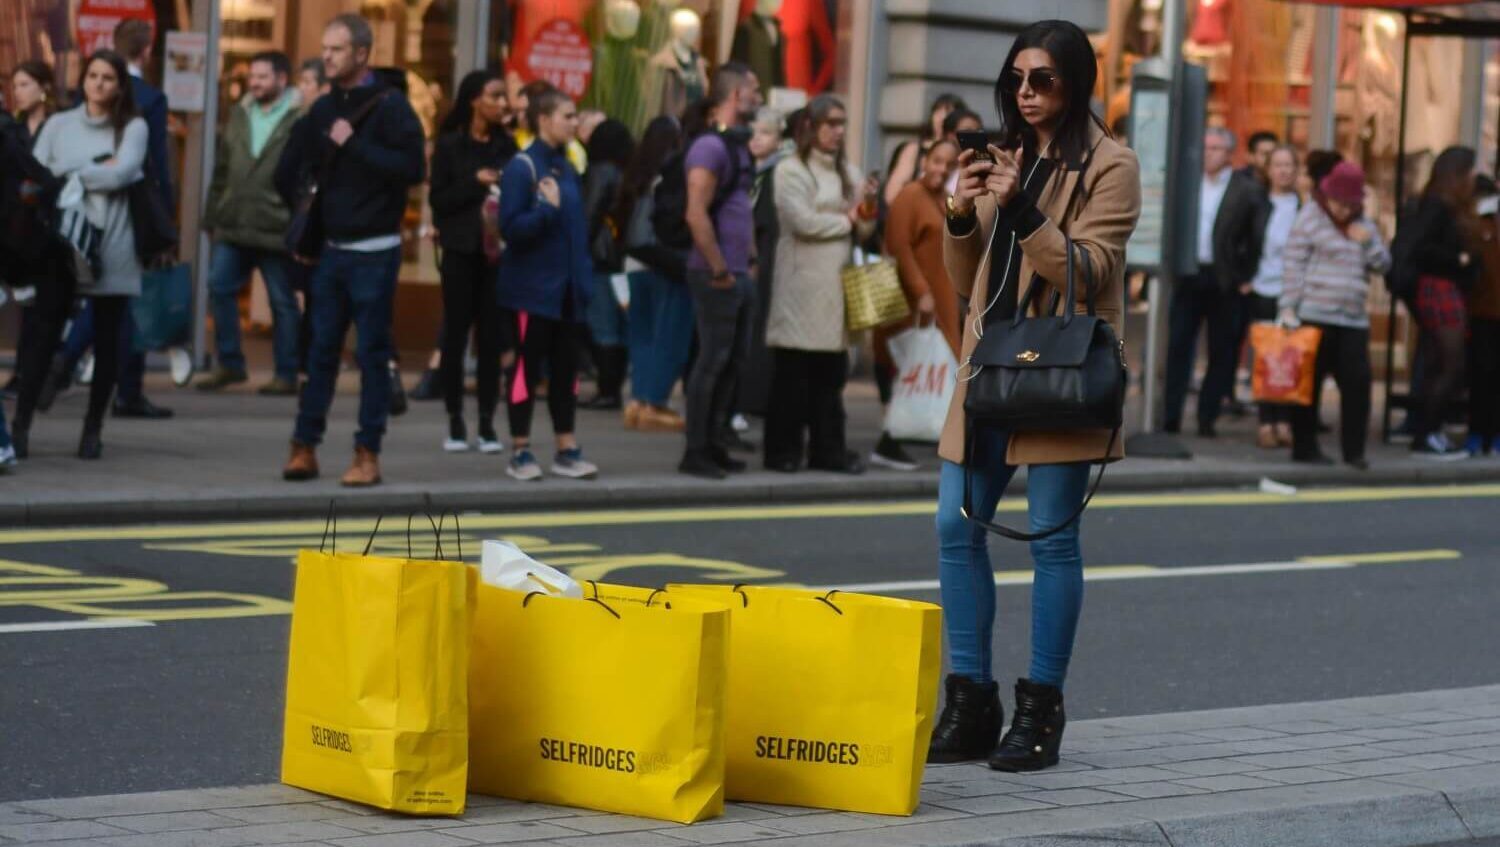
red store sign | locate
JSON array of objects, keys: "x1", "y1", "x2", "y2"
[
  {"x1": 513, "y1": 17, "x2": 593, "y2": 101},
  {"x1": 76, "y1": 0, "x2": 157, "y2": 58}
]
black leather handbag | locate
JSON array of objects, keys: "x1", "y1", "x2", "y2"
[
  {"x1": 128, "y1": 174, "x2": 178, "y2": 263},
  {"x1": 961, "y1": 235, "x2": 1126, "y2": 540}
]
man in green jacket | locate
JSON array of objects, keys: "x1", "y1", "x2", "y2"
[{"x1": 199, "y1": 51, "x2": 303, "y2": 395}]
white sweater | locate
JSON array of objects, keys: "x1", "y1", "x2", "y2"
[{"x1": 33, "y1": 107, "x2": 148, "y2": 297}]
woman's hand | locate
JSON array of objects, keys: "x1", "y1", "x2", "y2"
[
  {"x1": 537, "y1": 176, "x2": 561, "y2": 208},
  {"x1": 1278, "y1": 307, "x2": 1302, "y2": 328},
  {"x1": 1346, "y1": 222, "x2": 1371, "y2": 243},
  {"x1": 476, "y1": 168, "x2": 500, "y2": 186},
  {"x1": 917, "y1": 292, "x2": 936, "y2": 316},
  {"x1": 984, "y1": 146, "x2": 1021, "y2": 207},
  {"x1": 949, "y1": 149, "x2": 990, "y2": 217}
]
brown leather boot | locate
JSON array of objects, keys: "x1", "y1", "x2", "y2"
[
  {"x1": 283, "y1": 441, "x2": 319, "y2": 481},
  {"x1": 340, "y1": 445, "x2": 382, "y2": 487}
]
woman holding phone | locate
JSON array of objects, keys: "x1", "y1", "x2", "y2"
[{"x1": 928, "y1": 20, "x2": 1141, "y2": 772}]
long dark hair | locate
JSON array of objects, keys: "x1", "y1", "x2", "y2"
[
  {"x1": 615, "y1": 115, "x2": 681, "y2": 225},
  {"x1": 78, "y1": 50, "x2": 137, "y2": 142},
  {"x1": 795, "y1": 93, "x2": 852, "y2": 199},
  {"x1": 586, "y1": 118, "x2": 635, "y2": 171},
  {"x1": 993, "y1": 20, "x2": 1107, "y2": 167},
  {"x1": 1423, "y1": 145, "x2": 1477, "y2": 213},
  {"x1": 440, "y1": 69, "x2": 503, "y2": 136}
]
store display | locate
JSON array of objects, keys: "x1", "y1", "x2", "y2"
[
  {"x1": 650, "y1": 8, "x2": 710, "y2": 119},
  {"x1": 731, "y1": 0, "x2": 785, "y2": 89},
  {"x1": 778, "y1": 0, "x2": 834, "y2": 94},
  {"x1": 589, "y1": 0, "x2": 649, "y2": 131}
]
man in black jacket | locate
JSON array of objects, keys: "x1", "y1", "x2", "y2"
[
  {"x1": 1164, "y1": 127, "x2": 1268, "y2": 437},
  {"x1": 279, "y1": 13, "x2": 426, "y2": 487}
]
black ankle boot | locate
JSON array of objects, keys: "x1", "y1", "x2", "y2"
[
  {"x1": 988, "y1": 678, "x2": 1066, "y2": 772},
  {"x1": 928, "y1": 674, "x2": 1002, "y2": 764}
]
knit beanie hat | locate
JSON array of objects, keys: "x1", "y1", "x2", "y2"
[{"x1": 1319, "y1": 161, "x2": 1365, "y2": 206}]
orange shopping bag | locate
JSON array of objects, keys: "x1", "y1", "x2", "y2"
[{"x1": 1250, "y1": 322, "x2": 1323, "y2": 406}]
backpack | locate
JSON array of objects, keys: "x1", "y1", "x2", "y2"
[
  {"x1": 652, "y1": 131, "x2": 744, "y2": 250},
  {"x1": 480, "y1": 153, "x2": 536, "y2": 263},
  {"x1": 1385, "y1": 199, "x2": 1422, "y2": 306}
]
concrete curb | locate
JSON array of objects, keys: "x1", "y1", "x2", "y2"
[{"x1": 4, "y1": 454, "x2": 1497, "y2": 526}]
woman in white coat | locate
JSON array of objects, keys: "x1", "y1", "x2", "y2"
[{"x1": 763, "y1": 94, "x2": 877, "y2": 474}]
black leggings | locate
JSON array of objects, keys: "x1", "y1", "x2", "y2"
[
  {"x1": 81, "y1": 296, "x2": 127, "y2": 430},
  {"x1": 439, "y1": 250, "x2": 503, "y2": 422},
  {"x1": 507, "y1": 312, "x2": 581, "y2": 441},
  {"x1": 1415, "y1": 324, "x2": 1466, "y2": 441},
  {"x1": 13, "y1": 255, "x2": 76, "y2": 428}
]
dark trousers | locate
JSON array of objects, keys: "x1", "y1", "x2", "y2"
[
  {"x1": 1164, "y1": 273, "x2": 1239, "y2": 430},
  {"x1": 508, "y1": 312, "x2": 581, "y2": 440},
  {"x1": 293, "y1": 246, "x2": 400, "y2": 453},
  {"x1": 684, "y1": 271, "x2": 753, "y2": 452},
  {"x1": 1292, "y1": 323, "x2": 1371, "y2": 462},
  {"x1": 83, "y1": 297, "x2": 128, "y2": 430},
  {"x1": 58, "y1": 296, "x2": 145, "y2": 404},
  {"x1": 764, "y1": 348, "x2": 849, "y2": 468},
  {"x1": 438, "y1": 249, "x2": 501, "y2": 423},
  {"x1": 1248, "y1": 293, "x2": 1290, "y2": 426},
  {"x1": 1470, "y1": 317, "x2": 1500, "y2": 444},
  {"x1": 13, "y1": 254, "x2": 76, "y2": 428}
]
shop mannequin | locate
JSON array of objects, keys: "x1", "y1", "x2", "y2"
[
  {"x1": 650, "y1": 8, "x2": 710, "y2": 119},
  {"x1": 1189, "y1": 0, "x2": 1230, "y2": 46},
  {"x1": 778, "y1": 0, "x2": 834, "y2": 93},
  {"x1": 732, "y1": 0, "x2": 785, "y2": 89},
  {"x1": 590, "y1": 0, "x2": 648, "y2": 132}
]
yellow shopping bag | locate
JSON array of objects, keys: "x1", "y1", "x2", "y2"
[
  {"x1": 468, "y1": 582, "x2": 729, "y2": 823},
  {"x1": 668, "y1": 585, "x2": 942, "y2": 816},
  {"x1": 281, "y1": 514, "x2": 475, "y2": 815}
]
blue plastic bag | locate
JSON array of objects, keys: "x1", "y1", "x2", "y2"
[{"x1": 132, "y1": 263, "x2": 192, "y2": 352}]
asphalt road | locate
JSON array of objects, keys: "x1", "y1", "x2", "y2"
[{"x1": 3, "y1": 482, "x2": 1499, "y2": 802}]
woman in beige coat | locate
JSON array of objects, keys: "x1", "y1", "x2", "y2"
[
  {"x1": 763, "y1": 94, "x2": 877, "y2": 473},
  {"x1": 925, "y1": 21, "x2": 1141, "y2": 773}
]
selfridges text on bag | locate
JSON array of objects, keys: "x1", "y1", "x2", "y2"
[
  {"x1": 468, "y1": 582, "x2": 729, "y2": 823},
  {"x1": 281, "y1": 512, "x2": 475, "y2": 815},
  {"x1": 667, "y1": 585, "x2": 942, "y2": 816}
]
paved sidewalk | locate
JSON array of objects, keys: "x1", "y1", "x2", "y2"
[
  {"x1": 2, "y1": 365, "x2": 1497, "y2": 525},
  {"x1": 4, "y1": 686, "x2": 1499, "y2": 846}
]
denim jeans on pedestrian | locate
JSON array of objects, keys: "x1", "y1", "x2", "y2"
[
  {"x1": 627, "y1": 268, "x2": 694, "y2": 406},
  {"x1": 935, "y1": 426, "x2": 1093, "y2": 689},
  {"x1": 209, "y1": 242, "x2": 300, "y2": 381},
  {"x1": 0, "y1": 401, "x2": 11, "y2": 451},
  {"x1": 587, "y1": 272, "x2": 629, "y2": 347},
  {"x1": 293, "y1": 246, "x2": 400, "y2": 454},
  {"x1": 684, "y1": 271, "x2": 753, "y2": 452}
]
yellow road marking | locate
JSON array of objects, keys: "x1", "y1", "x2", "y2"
[
  {"x1": 0, "y1": 483, "x2": 1496, "y2": 545},
  {"x1": 1298, "y1": 549, "x2": 1461, "y2": 565}
]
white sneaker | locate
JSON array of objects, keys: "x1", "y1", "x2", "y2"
[
  {"x1": 79, "y1": 353, "x2": 94, "y2": 386},
  {"x1": 443, "y1": 438, "x2": 471, "y2": 453},
  {"x1": 168, "y1": 347, "x2": 195, "y2": 386},
  {"x1": 551, "y1": 448, "x2": 599, "y2": 480},
  {"x1": 478, "y1": 437, "x2": 505, "y2": 455},
  {"x1": 0, "y1": 444, "x2": 16, "y2": 471},
  {"x1": 507, "y1": 449, "x2": 544, "y2": 482},
  {"x1": 731, "y1": 413, "x2": 751, "y2": 433},
  {"x1": 1417, "y1": 433, "x2": 1470, "y2": 462}
]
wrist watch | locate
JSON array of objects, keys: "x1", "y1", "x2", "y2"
[{"x1": 945, "y1": 194, "x2": 975, "y2": 222}]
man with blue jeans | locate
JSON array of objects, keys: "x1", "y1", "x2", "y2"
[
  {"x1": 679, "y1": 62, "x2": 762, "y2": 480},
  {"x1": 279, "y1": 13, "x2": 425, "y2": 486},
  {"x1": 200, "y1": 50, "x2": 303, "y2": 395}
]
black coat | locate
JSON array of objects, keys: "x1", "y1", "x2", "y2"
[
  {"x1": 1211, "y1": 171, "x2": 1269, "y2": 293},
  {"x1": 582, "y1": 161, "x2": 624, "y2": 272},
  {"x1": 274, "y1": 77, "x2": 426, "y2": 244},
  {"x1": 428, "y1": 128, "x2": 518, "y2": 254},
  {"x1": 1407, "y1": 194, "x2": 1480, "y2": 290}
]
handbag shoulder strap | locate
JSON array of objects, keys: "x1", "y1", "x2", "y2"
[
  {"x1": 312, "y1": 89, "x2": 394, "y2": 181},
  {"x1": 962, "y1": 422, "x2": 1118, "y2": 542}
]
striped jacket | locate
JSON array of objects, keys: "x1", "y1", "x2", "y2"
[{"x1": 1279, "y1": 202, "x2": 1392, "y2": 329}]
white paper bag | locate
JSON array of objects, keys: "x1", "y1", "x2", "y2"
[
  {"x1": 884, "y1": 325, "x2": 957, "y2": 443},
  {"x1": 479, "y1": 540, "x2": 583, "y2": 598}
]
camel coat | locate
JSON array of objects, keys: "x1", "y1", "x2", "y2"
[{"x1": 940, "y1": 125, "x2": 1141, "y2": 467}]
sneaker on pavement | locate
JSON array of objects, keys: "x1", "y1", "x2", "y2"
[
  {"x1": 477, "y1": 421, "x2": 504, "y2": 454},
  {"x1": 552, "y1": 447, "x2": 599, "y2": 480},
  {"x1": 0, "y1": 444, "x2": 16, "y2": 471},
  {"x1": 258, "y1": 377, "x2": 299, "y2": 396},
  {"x1": 869, "y1": 433, "x2": 919, "y2": 471},
  {"x1": 79, "y1": 352, "x2": 94, "y2": 386},
  {"x1": 731, "y1": 413, "x2": 750, "y2": 433},
  {"x1": 444, "y1": 416, "x2": 470, "y2": 453},
  {"x1": 507, "y1": 449, "x2": 544, "y2": 482},
  {"x1": 1413, "y1": 433, "x2": 1469, "y2": 461},
  {"x1": 196, "y1": 367, "x2": 248, "y2": 391}
]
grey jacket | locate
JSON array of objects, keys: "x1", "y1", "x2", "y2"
[
  {"x1": 1280, "y1": 202, "x2": 1392, "y2": 329},
  {"x1": 33, "y1": 107, "x2": 147, "y2": 297}
]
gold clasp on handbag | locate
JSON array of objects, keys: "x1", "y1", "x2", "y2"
[{"x1": 1016, "y1": 350, "x2": 1040, "y2": 364}]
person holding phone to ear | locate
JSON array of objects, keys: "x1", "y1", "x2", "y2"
[{"x1": 929, "y1": 20, "x2": 1140, "y2": 773}]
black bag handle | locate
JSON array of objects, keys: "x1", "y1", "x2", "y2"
[
  {"x1": 1012, "y1": 237, "x2": 1096, "y2": 327},
  {"x1": 319, "y1": 501, "x2": 338, "y2": 553},
  {"x1": 436, "y1": 510, "x2": 464, "y2": 562},
  {"x1": 961, "y1": 422, "x2": 1117, "y2": 542},
  {"x1": 406, "y1": 512, "x2": 440, "y2": 559}
]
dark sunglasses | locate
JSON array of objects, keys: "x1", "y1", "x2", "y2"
[{"x1": 1001, "y1": 68, "x2": 1060, "y2": 96}]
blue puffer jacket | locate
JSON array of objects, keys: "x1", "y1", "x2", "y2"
[{"x1": 497, "y1": 139, "x2": 593, "y2": 321}]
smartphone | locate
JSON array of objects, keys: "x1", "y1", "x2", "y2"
[{"x1": 956, "y1": 130, "x2": 994, "y2": 163}]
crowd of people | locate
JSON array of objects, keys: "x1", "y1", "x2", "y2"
[
  {"x1": 2, "y1": 10, "x2": 1497, "y2": 479},
  {"x1": 1168, "y1": 125, "x2": 1500, "y2": 466}
]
